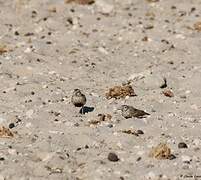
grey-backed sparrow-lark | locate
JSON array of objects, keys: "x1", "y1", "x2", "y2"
[
  {"x1": 71, "y1": 89, "x2": 86, "y2": 114},
  {"x1": 118, "y1": 105, "x2": 150, "y2": 119}
]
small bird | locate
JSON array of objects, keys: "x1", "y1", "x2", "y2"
[
  {"x1": 71, "y1": 89, "x2": 86, "y2": 114},
  {"x1": 118, "y1": 105, "x2": 150, "y2": 119}
]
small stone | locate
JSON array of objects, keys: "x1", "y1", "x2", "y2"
[
  {"x1": 65, "y1": 0, "x2": 95, "y2": 5},
  {"x1": 74, "y1": 122, "x2": 79, "y2": 127},
  {"x1": 146, "y1": 0, "x2": 159, "y2": 2},
  {"x1": 180, "y1": 95, "x2": 187, "y2": 99},
  {"x1": 76, "y1": 147, "x2": 82, "y2": 151},
  {"x1": 160, "y1": 78, "x2": 167, "y2": 89},
  {"x1": 9, "y1": 123, "x2": 15, "y2": 129},
  {"x1": 136, "y1": 130, "x2": 144, "y2": 135},
  {"x1": 0, "y1": 157, "x2": 5, "y2": 161},
  {"x1": 108, "y1": 152, "x2": 119, "y2": 162},
  {"x1": 178, "y1": 142, "x2": 188, "y2": 149},
  {"x1": 14, "y1": 31, "x2": 20, "y2": 36},
  {"x1": 136, "y1": 157, "x2": 142, "y2": 161},
  {"x1": 107, "y1": 124, "x2": 113, "y2": 128},
  {"x1": 144, "y1": 24, "x2": 154, "y2": 30},
  {"x1": 168, "y1": 154, "x2": 176, "y2": 160}
]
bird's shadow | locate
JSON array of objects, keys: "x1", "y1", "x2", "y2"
[{"x1": 79, "y1": 106, "x2": 94, "y2": 114}]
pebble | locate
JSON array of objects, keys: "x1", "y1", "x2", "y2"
[
  {"x1": 107, "y1": 124, "x2": 113, "y2": 128},
  {"x1": 108, "y1": 152, "x2": 119, "y2": 162},
  {"x1": 136, "y1": 157, "x2": 142, "y2": 161},
  {"x1": 0, "y1": 157, "x2": 5, "y2": 161},
  {"x1": 8, "y1": 123, "x2": 15, "y2": 129},
  {"x1": 136, "y1": 130, "x2": 144, "y2": 135},
  {"x1": 178, "y1": 142, "x2": 188, "y2": 149},
  {"x1": 180, "y1": 95, "x2": 187, "y2": 99},
  {"x1": 168, "y1": 154, "x2": 176, "y2": 160}
]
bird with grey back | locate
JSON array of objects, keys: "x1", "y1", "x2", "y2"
[
  {"x1": 71, "y1": 89, "x2": 86, "y2": 114},
  {"x1": 118, "y1": 105, "x2": 150, "y2": 119}
]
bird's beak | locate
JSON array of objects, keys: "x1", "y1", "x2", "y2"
[{"x1": 116, "y1": 106, "x2": 122, "y2": 111}]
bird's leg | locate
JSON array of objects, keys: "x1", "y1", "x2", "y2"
[{"x1": 81, "y1": 106, "x2": 84, "y2": 114}]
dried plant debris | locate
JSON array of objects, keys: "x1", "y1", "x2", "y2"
[
  {"x1": 106, "y1": 85, "x2": 136, "y2": 99},
  {"x1": 149, "y1": 143, "x2": 172, "y2": 160},
  {"x1": 48, "y1": 6, "x2": 57, "y2": 13},
  {"x1": 64, "y1": 0, "x2": 95, "y2": 5},
  {"x1": 120, "y1": 129, "x2": 139, "y2": 136},
  {"x1": 87, "y1": 114, "x2": 112, "y2": 125},
  {"x1": 163, "y1": 89, "x2": 174, "y2": 97},
  {"x1": 194, "y1": 21, "x2": 201, "y2": 32},
  {"x1": 0, "y1": 126, "x2": 14, "y2": 138},
  {"x1": 0, "y1": 44, "x2": 9, "y2": 55}
]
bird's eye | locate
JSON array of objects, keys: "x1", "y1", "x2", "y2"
[
  {"x1": 123, "y1": 106, "x2": 127, "y2": 110},
  {"x1": 76, "y1": 92, "x2": 81, "y2": 95}
]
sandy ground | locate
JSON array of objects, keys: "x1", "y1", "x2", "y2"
[{"x1": 0, "y1": 0, "x2": 201, "y2": 179}]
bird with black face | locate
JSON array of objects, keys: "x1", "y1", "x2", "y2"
[
  {"x1": 118, "y1": 105, "x2": 150, "y2": 119},
  {"x1": 71, "y1": 89, "x2": 86, "y2": 114}
]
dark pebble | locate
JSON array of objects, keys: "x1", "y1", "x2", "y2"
[
  {"x1": 76, "y1": 147, "x2": 82, "y2": 151},
  {"x1": 136, "y1": 157, "x2": 142, "y2": 161},
  {"x1": 46, "y1": 41, "x2": 52, "y2": 44},
  {"x1": 14, "y1": 31, "x2": 19, "y2": 36},
  {"x1": 160, "y1": 77, "x2": 167, "y2": 88},
  {"x1": 178, "y1": 142, "x2": 188, "y2": 149},
  {"x1": 9, "y1": 123, "x2": 15, "y2": 129},
  {"x1": 168, "y1": 154, "x2": 176, "y2": 160},
  {"x1": 74, "y1": 123, "x2": 79, "y2": 127},
  {"x1": 107, "y1": 124, "x2": 113, "y2": 128},
  {"x1": 108, "y1": 152, "x2": 119, "y2": 162},
  {"x1": 136, "y1": 130, "x2": 144, "y2": 135},
  {"x1": 0, "y1": 157, "x2": 5, "y2": 161}
]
